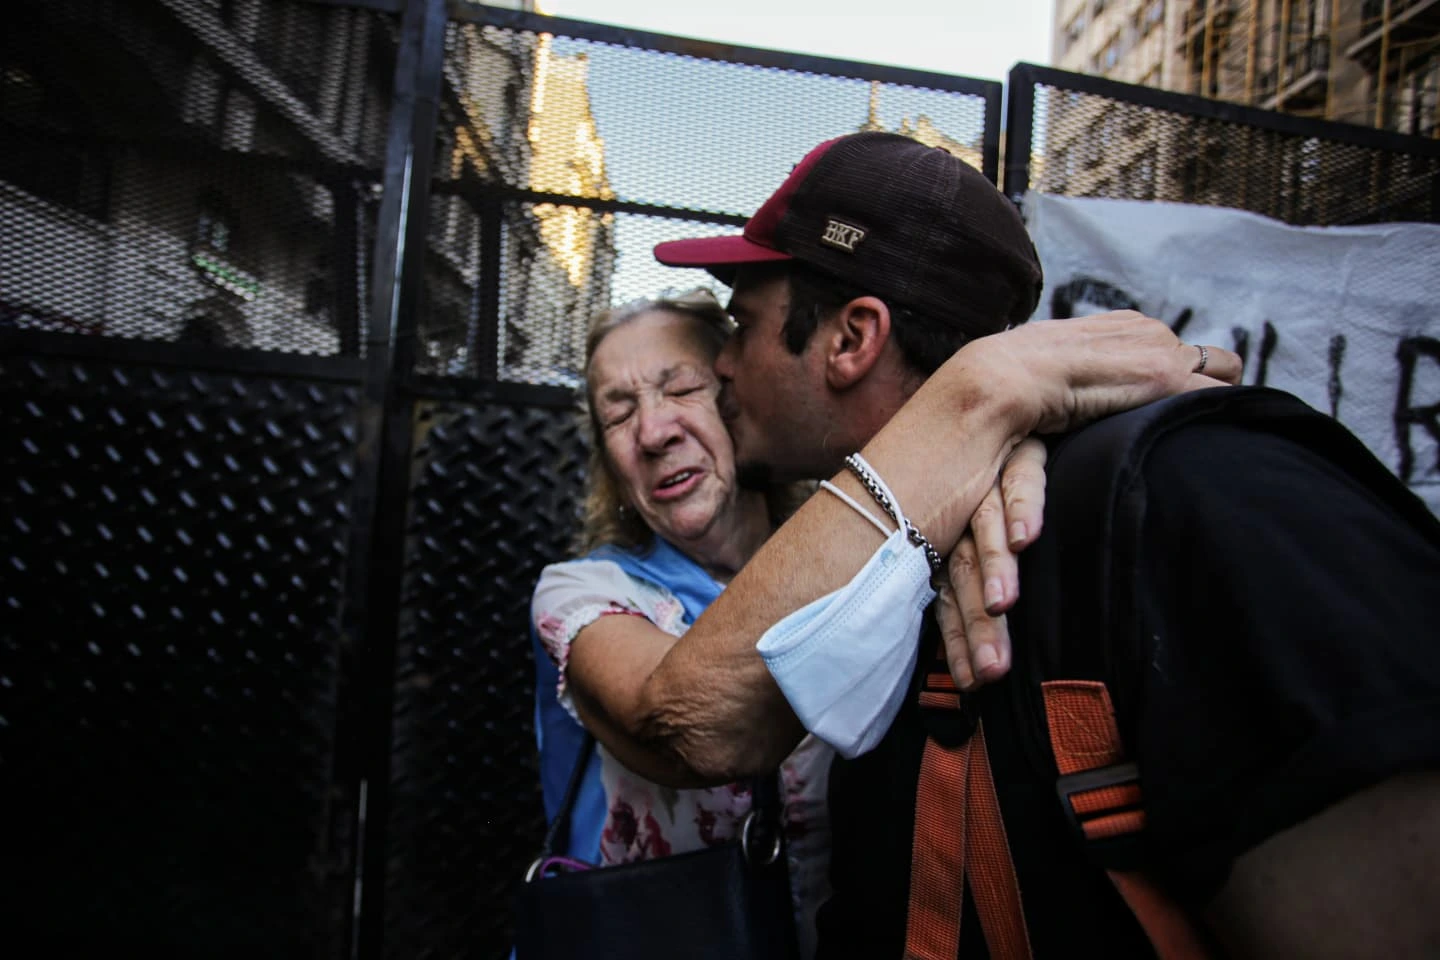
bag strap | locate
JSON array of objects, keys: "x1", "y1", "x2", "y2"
[
  {"x1": 539, "y1": 731, "x2": 596, "y2": 861},
  {"x1": 751, "y1": 767, "x2": 781, "y2": 819},
  {"x1": 905, "y1": 642, "x2": 1032, "y2": 960},
  {"x1": 904, "y1": 654, "x2": 1210, "y2": 960},
  {"x1": 1015, "y1": 387, "x2": 1385, "y2": 957},
  {"x1": 742, "y1": 769, "x2": 787, "y2": 867},
  {"x1": 902, "y1": 389, "x2": 1357, "y2": 959},
  {"x1": 1044, "y1": 681, "x2": 1213, "y2": 959}
]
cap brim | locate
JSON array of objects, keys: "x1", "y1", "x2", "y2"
[{"x1": 654, "y1": 233, "x2": 793, "y2": 270}]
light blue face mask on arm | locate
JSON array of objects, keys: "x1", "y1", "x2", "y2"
[{"x1": 756, "y1": 525, "x2": 936, "y2": 759}]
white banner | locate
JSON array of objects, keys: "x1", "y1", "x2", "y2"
[{"x1": 1024, "y1": 192, "x2": 1440, "y2": 515}]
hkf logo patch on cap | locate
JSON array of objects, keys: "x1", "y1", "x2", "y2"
[{"x1": 820, "y1": 218, "x2": 866, "y2": 253}]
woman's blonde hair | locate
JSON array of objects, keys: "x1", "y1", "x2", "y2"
[{"x1": 573, "y1": 288, "x2": 809, "y2": 555}]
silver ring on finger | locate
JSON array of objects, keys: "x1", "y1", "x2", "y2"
[{"x1": 1193, "y1": 344, "x2": 1209, "y2": 374}]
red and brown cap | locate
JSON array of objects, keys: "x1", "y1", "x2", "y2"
[{"x1": 655, "y1": 132, "x2": 1043, "y2": 338}]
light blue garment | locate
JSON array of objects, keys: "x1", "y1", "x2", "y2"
[
  {"x1": 532, "y1": 536, "x2": 723, "y2": 863},
  {"x1": 757, "y1": 528, "x2": 935, "y2": 759}
]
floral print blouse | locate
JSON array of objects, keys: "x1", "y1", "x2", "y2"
[{"x1": 532, "y1": 557, "x2": 833, "y2": 960}]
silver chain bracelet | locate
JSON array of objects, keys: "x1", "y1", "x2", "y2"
[{"x1": 842, "y1": 453, "x2": 944, "y2": 574}]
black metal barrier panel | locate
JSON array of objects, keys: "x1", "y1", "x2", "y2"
[
  {"x1": 380, "y1": 387, "x2": 586, "y2": 959},
  {"x1": 1005, "y1": 62, "x2": 1440, "y2": 225},
  {"x1": 1, "y1": 0, "x2": 397, "y2": 953},
  {"x1": 1, "y1": 338, "x2": 364, "y2": 957},
  {"x1": 0, "y1": 1, "x2": 1002, "y2": 958}
]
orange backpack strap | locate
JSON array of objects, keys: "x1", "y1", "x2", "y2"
[
  {"x1": 1042, "y1": 680, "x2": 1215, "y2": 960},
  {"x1": 905, "y1": 644, "x2": 1031, "y2": 960}
]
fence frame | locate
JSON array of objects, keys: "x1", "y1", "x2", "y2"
[
  {"x1": 1004, "y1": 60, "x2": 1440, "y2": 215},
  {"x1": 26, "y1": 9, "x2": 1440, "y2": 960},
  {"x1": 0, "y1": 2, "x2": 1005, "y2": 957},
  {"x1": 455, "y1": 5, "x2": 1004, "y2": 186}
]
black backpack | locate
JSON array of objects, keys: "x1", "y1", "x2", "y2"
[{"x1": 904, "y1": 386, "x2": 1440, "y2": 960}]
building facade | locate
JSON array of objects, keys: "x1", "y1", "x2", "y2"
[
  {"x1": 0, "y1": 0, "x2": 614, "y2": 379},
  {"x1": 1044, "y1": 0, "x2": 1437, "y2": 222},
  {"x1": 1053, "y1": 0, "x2": 1438, "y2": 134}
]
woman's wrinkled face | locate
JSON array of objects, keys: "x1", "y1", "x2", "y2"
[{"x1": 588, "y1": 309, "x2": 739, "y2": 550}]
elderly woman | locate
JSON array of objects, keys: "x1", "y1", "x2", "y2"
[
  {"x1": 530, "y1": 289, "x2": 832, "y2": 954},
  {"x1": 528, "y1": 285, "x2": 1062, "y2": 957}
]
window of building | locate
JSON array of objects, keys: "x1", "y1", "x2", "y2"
[
  {"x1": 1049, "y1": 146, "x2": 1069, "y2": 192},
  {"x1": 1123, "y1": 147, "x2": 1159, "y2": 201},
  {"x1": 1100, "y1": 105, "x2": 1123, "y2": 143},
  {"x1": 1396, "y1": 56, "x2": 1439, "y2": 137},
  {"x1": 195, "y1": 191, "x2": 237, "y2": 255},
  {"x1": 253, "y1": 2, "x2": 327, "y2": 111},
  {"x1": 1135, "y1": 0, "x2": 1166, "y2": 39},
  {"x1": 1424, "y1": 62, "x2": 1440, "y2": 137},
  {"x1": 304, "y1": 253, "x2": 333, "y2": 323},
  {"x1": 0, "y1": 59, "x2": 110, "y2": 220},
  {"x1": 1066, "y1": 10, "x2": 1088, "y2": 51},
  {"x1": 191, "y1": 189, "x2": 261, "y2": 301},
  {"x1": 1103, "y1": 33, "x2": 1123, "y2": 70},
  {"x1": 178, "y1": 296, "x2": 249, "y2": 348},
  {"x1": 1146, "y1": 0, "x2": 1165, "y2": 31}
]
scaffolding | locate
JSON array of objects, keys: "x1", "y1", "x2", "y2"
[{"x1": 1178, "y1": 0, "x2": 1440, "y2": 132}]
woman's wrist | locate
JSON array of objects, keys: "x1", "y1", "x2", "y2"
[
  {"x1": 854, "y1": 357, "x2": 1021, "y2": 557},
  {"x1": 938, "y1": 335, "x2": 1044, "y2": 444}
]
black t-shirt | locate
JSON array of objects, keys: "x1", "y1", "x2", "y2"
[{"x1": 816, "y1": 422, "x2": 1440, "y2": 959}]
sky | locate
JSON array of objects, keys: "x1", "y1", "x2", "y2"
[
  {"x1": 523, "y1": 0, "x2": 1058, "y2": 310},
  {"x1": 541, "y1": 1, "x2": 1056, "y2": 85}
]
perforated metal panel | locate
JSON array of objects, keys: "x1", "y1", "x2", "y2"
[
  {"x1": 0, "y1": 350, "x2": 360, "y2": 954},
  {"x1": 383, "y1": 397, "x2": 586, "y2": 960},
  {"x1": 1007, "y1": 64, "x2": 1440, "y2": 226}
]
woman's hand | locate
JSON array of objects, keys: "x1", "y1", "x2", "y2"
[
  {"x1": 950, "y1": 310, "x2": 1243, "y2": 438},
  {"x1": 933, "y1": 312, "x2": 1241, "y2": 692},
  {"x1": 934, "y1": 438, "x2": 1046, "y2": 691}
]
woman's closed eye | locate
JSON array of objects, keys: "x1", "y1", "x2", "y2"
[{"x1": 601, "y1": 405, "x2": 634, "y2": 429}]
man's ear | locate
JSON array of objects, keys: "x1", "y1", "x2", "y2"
[{"x1": 824, "y1": 296, "x2": 892, "y2": 390}]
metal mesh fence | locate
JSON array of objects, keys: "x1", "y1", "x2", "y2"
[
  {"x1": 1009, "y1": 65, "x2": 1440, "y2": 226},
  {"x1": 384, "y1": 9, "x2": 1001, "y2": 956},
  {"x1": 467, "y1": 204, "x2": 735, "y2": 387},
  {"x1": 3, "y1": 3, "x2": 1008, "y2": 957},
  {"x1": 0, "y1": 0, "x2": 393, "y2": 355},
  {"x1": 421, "y1": 8, "x2": 1000, "y2": 384},
  {"x1": 0, "y1": 350, "x2": 360, "y2": 955}
]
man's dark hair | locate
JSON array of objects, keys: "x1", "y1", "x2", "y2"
[{"x1": 779, "y1": 261, "x2": 974, "y2": 377}]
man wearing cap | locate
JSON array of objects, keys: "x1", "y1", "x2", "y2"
[{"x1": 647, "y1": 132, "x2": 1440, "y2": 957}]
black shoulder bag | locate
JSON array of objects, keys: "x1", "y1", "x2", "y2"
[{"x1": 514, "y1": 733, "x2": 800, "y2": 960}]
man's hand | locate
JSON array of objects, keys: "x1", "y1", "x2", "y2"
[{"x1": 935, "y1": 438, "x2": 1046, "y2": 691}]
